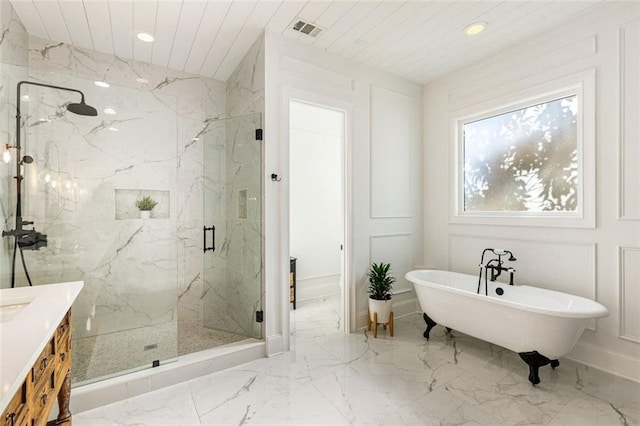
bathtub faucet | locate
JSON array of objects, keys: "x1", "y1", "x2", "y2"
[
  {"x1": 486, "y1": 260, "x2": 516, "y2": 285},
  {"x1": 477, "y1": 248, "x2": 517, "y2": 294}
]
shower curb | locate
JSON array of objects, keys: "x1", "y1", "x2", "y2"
[{"x1": 51, "y1": 340, "x2": 265, "y2": 417}]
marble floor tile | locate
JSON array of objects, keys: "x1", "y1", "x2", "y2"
[
  {"x1": 74, "y1": 383, "x2": 200, "y2": 425},
  {"x1": 74, "y1": 295, "x2": 640, "y2": 425},
  {"x1": 547, "y1": 394, "x2": 638, "y2": 426}
]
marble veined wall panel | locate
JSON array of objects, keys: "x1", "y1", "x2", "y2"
[
  {"x1": 24, "y1": 35, "x2": 228, "y2": 338},
  {"x1": 203, "y1": 34, "x2": 264, "y2": 338},
  {"x1": 0, "y1": 0, "x2": 27, "y2": 289},
  {"x1": 0, "y1": 1, "x2": 27, "y2": 67},
  {"x1": 226, "y1": 35, "x2": 265, "y2": 118},
  {"x1": 0, "y1": 64, "x2": 26, "y2": 288},
  {"x1": 223, "y1": 113, "x2": 262, "y2": 338},
  {"x1": 12, "y1": 69, "x2": 178, "y2": 342}
]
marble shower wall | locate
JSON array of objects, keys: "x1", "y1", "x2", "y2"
[
  {"x1": 0, "y1": 1, "x2": 28, "y2": 287},
  {"x1": 2, "y1": 11, "x2": 266, "y2": 362},
  {"x1": 0, "y1": 1, "x2": 27, "y2": 66},
  {"x1": 0, "y1": 34, "x2": 228, "y2": 366},
  {"x1": 202, "y1": 118, "x2": 228, "y2": 334},
  {"x1": 208, "y1": 35, "x2": 264, "y2": 338},
  {"x1": 202, "y1": 35, "x2": 265, "y2": 338},
  {"x1": 17, "y1": 69, "x2": 178, "y2": 343},
  {"x1": 202, "y1": 113, "x2": 262, "y2": 338}
]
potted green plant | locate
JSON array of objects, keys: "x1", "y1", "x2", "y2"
[
  {"x1": 367, "y1": 262, "x2": 395, "y2": 332},
  {"x1": 135, "y1": 195, "x2": 157, "y2": 219}
]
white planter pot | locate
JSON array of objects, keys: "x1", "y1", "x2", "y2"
[
  {"x1": 140, "y1": 210, "x2": 151, "y2": 219},
  {"x1": 368, "y1": 298, "x2": 392, "y2": 324}
]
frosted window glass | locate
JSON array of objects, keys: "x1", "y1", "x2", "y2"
[{"x1": 463, "y1": 95, "x2": 578, "y2": 212}]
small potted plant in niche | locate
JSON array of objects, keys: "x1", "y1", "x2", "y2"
[
  {"x1": 367, "y1": 262, "x2": 395, "y2": 338},
  {"x1": 135, "y1": 195, "x2": 157, "y2": 219}
]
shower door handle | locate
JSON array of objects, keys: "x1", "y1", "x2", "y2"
[{"x1": 203, "y1": 226, "x2": 215, "y2": 252}]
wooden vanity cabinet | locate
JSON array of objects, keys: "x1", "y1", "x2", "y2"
[
  {"x1": 2, "y1": 310, "x2": 73, "y2": 426},
  {"x1": 2, "y1": 382, "x2": 29, "y2": 426}
]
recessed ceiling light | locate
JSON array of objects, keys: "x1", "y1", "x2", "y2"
[
  {"x1": 104, "y1": 108, "x2": 116, "y2": 115},
  {"x1": 136, "y1": 77, "x2": 149, "y2": 84},
  {"x1": 108, "y1": 127, "x2": 119, "y2": 132},
  {"x1": 94, "y1": 81, "x2": 110, "y2": 88},
  {"x1": 136, "y1": 32, "x2": 155, "y2": 43},
  {"x1": 20, "y1": 95, "x2": 30, "y2": 101},
  {"x1": 465, "y1": 22, "x2": 486, "y2": 36}
]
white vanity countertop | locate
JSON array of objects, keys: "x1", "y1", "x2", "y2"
[{"x1": 0, "y1": 281, "x2": 83, "y2": 412}]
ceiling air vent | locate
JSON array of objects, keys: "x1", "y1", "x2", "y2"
[{"x1": 291, "y1": 19, "x2": 323, "y2": 38}]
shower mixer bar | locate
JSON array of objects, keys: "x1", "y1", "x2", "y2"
[{"x1": 3, "y1": 81, "x2": 98, "y2": 288}]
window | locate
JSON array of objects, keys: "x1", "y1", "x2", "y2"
[
  {"x1": 451, "y1": 70, "x2": 595, "y2": 228},
  {"x1": 464, "y1": 95, "x2": 578, "y2": 212}
]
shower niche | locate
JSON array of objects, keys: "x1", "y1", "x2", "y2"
[{"x1": 115, "y1": 189, "x2": 170, "y2": 220}]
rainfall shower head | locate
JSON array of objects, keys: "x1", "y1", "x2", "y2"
[{"x1": 67, "y1": 101, "x2": 98, "y2": 117}]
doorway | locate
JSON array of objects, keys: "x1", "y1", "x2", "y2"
[{"x1": 289, "y1": 100, "x2": 347, "y2": 337}]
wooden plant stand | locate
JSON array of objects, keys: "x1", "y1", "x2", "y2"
[{"x1": 367, "y1": 309, "x2": 394, "y2": 338}]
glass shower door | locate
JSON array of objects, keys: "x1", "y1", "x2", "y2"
[
  {"x1": 202, "y1": 113, "x2": 263, "y2": 341},
  {"x1": 3, "y1": 68, "x2": 179, "y2": 384}
]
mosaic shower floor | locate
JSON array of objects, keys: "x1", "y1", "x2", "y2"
[
  {"x1": 72, "y1": 319, "x2": 246, "y2": 384},
  {"x1": 75, "y1": 295, "x2": 639, "y2": 425}
]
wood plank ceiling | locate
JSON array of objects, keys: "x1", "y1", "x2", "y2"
[{"x1": 9, "y1": 0, "x2": 602, "y2": 84}]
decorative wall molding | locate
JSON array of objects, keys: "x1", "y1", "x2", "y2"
[
  {"x1": 370, "y1": 233, "x2": 413, "y2": 292},
  {"x1": 370, "y1": 85, "x2": 413, "y2": 219},
  {"x1": 569, "y1": 340, "x2": 640, "y2": 383},
  {"x1": 618, "y1": 19, "x2": 640, "y2": 220},
  {"x1": 619, "y1": 246, "x2": 640, "y2": 343}
]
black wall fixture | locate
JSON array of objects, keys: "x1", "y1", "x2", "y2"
[{"x1": 2, "y1": 81, "x2": 98, "y2": 288}]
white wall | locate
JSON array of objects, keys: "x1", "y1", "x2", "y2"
[
  {"x1": 264, "y1": 31, "x2": 423, "y2": 354},
  {"x1": 290, "y1": 101, "x2": 342, "y2": 300},
  {"x1": 423, "y1": 2, "x2": 640, "y2": 381}
]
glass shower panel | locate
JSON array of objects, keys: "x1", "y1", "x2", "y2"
[
  {"x1": 1, "y1": 67, "x2": 179, "y2": 384},
  {"x1": 203, "y1": 113, "x2": 262, "y2": 341},
  {"x1": 0, "y1": 63, "x2": 27, "y2": 287}
]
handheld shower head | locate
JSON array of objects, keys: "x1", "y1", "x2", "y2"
[
  {"x1": 67, "y1": 101, "x2": 98, "y2": 116},
  {"x1": 21, "y1": 155, "x2": 33, "y2": 164}
]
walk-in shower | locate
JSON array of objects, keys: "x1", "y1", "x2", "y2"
[{"x1": 0, "y1": 65, "x2": 263, "y2": 385}]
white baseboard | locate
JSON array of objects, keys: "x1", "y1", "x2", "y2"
[
  {"x1": 296, "y1": 274, "x2": 341, "y2": 302},
  {"x1": 356, "y1": 298, "x2": 419, "y2": 330},
  {"x1": 567, "y1": 341, "x2": 640, "y2": 383},
  {"x1": 266, "y1": 333, "x2": 283, "y2": 356}
]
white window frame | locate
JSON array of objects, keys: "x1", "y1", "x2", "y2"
[{"x1": 450, "y1": 69, "x2": 596, "y2": 228}]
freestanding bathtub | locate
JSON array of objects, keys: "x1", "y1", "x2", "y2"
[{"x1": 406, "y1": 269, "x2": 608, "y2": 385}]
